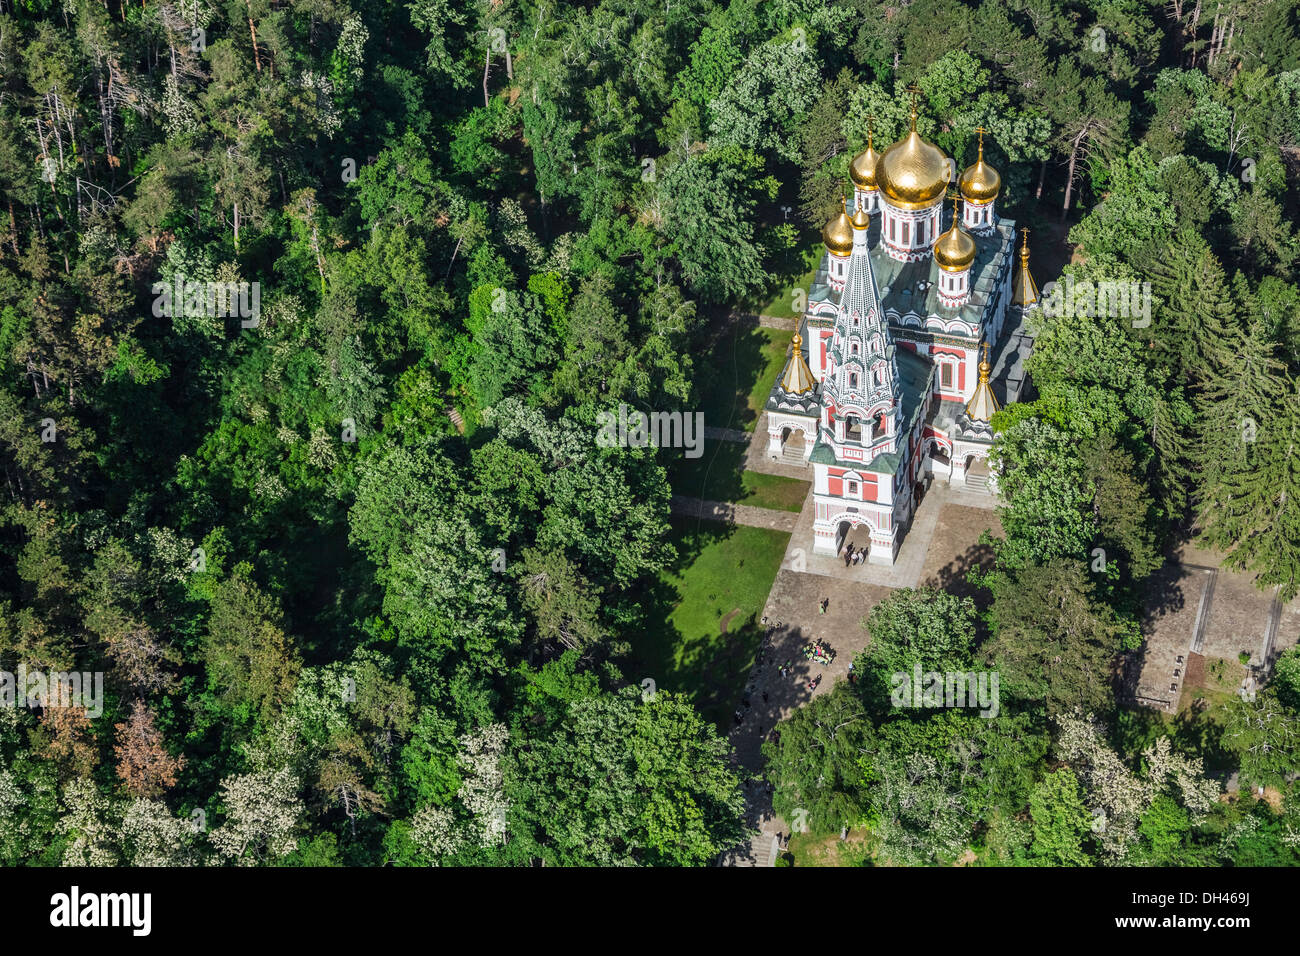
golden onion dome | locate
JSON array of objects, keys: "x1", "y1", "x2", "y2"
[
  {"x1": 823, "y1": 197, "x2": 854, "y2": 256},
  {"x1": 933, "y1": 202, "x2": 976, "y2": 272},
  {"x1": 849, "y1": 130, "x2": 882, "y2": 190},
  {"x1": 959, "y1": 128, "x2": 1000, "y2": 203},
  {"x1": 876, "y1": 109, "x2": 950, "y2": 210},
  {"x1": 850, "y1": 205, "x2": 870, "y2": 230}
]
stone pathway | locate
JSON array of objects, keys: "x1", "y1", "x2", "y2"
[
  {"x1": 1132, "y1": 538, "x2": 1298, "y2": 712},
  {"x1": 719, "y1": 482, "x2": 1003, "y2": 865},
  {"x1": 669, "y1": 495, "x2": 800, "y2": 533},
  {"x1": 703, "y1": 425, "x2": 751, "y2": 443},
  {"x1": 696, "y1": 407, "x2": 1005, "y2": 864}
]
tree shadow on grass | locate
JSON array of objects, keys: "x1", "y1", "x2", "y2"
[
  {"x1": 665, "y1": 514, "x2": 738, "y2": 567},
  {"x1": 668, "y1": 440, "x2": 748, "y2": 504},
  {"x1": 633, "y1": 518, "x2": 789, "y2": 730},
  {"x1": 697, "y1": 325, "x2": 773, "y2": 433},
  {"x1": 738, "y1": 228, "x2": 821, "y2": 313}
]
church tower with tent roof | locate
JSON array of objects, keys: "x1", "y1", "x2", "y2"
[{"x1": 766, "y1": 93, "x2": 1039, "y2": 564}]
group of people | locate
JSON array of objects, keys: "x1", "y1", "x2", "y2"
[
  {"x1": 752, "y1": 614, "x2": 839, "y2": 719},
  {"x1": 803, "y1": 640, "x2": 834, "y2": 665},
  {"x1": 775, "y1": 658, "x2": 824, "y2": 691},
  {"x1": 843, "y1": 543, "x2": 867, "y2": 566}
]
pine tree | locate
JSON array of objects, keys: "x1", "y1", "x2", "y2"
[
  {"x1": 1193, "y1": 320, "x2": 1287, "y2": 501},
  {"x1": 1142, "y1": 230, "x2": 1238, "y2": 389},
  {"x1": 1147, "y1": 386, "x2": 1194, "y2": 516},
  {"x1": 1202, "y1": 386, "x2": 1300, "y2": 600}
]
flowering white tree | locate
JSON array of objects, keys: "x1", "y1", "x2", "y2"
[
  {"x1": 1055, "y1": 711, "x2": 1218, "y2": 861},
  {"x1": 208, "y1": 767, "x2": 303, "y2": 865},
  {"x1": 57, "y1": 779, "x2": 121, "y2": 867},
  {"x1": 708, "y1": 38, "x2": 820, "y2": 163},
  {"x1": 409, "y1": 805, "x2": 466, "y2": 861},
  {"x1": 458, "y1": 722, "x2": 509, "y2": 847},
  {"x1": 120, "y1": 799, "x2": 201, "y2": 867}
]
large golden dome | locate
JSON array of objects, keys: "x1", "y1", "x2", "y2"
[
  {"x1": 877, "y1": 113, "x2": 950, "y2": 210},
  {"x1": 959, "y1": 129, "x2": 1000, "y2": 203},
  {"x1": 823, "y1": 198, "x2": 854, "y2": 256},
  {"x1": 934, "y1": 207, "x2": 976, "y2": 272},
  {"x1": 849, "y1": 130, "x2": 881, "y2": 190}
]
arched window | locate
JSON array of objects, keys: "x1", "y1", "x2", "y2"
[{"x1": 849, "y1": 373, "x2": 859, "y2": 389}]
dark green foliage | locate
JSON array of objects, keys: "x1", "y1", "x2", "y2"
[{"x1": 1, "y1": 0, "x2": 1298, "y2": 869}]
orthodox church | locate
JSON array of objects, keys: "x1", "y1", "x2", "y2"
[{"x1": 766, "y1": 103, "x2": 1039, "y2": 565}]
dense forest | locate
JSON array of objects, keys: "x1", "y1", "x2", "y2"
[{"x1": 0, "y1": 0, "x2": 1298, "y2": 866}]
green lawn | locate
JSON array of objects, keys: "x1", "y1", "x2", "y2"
[
  {"x1": 670, "y1": 440, "x2": 809, "y2": 512},
  {"x1": 698, "y1": 326, "x2": 794, "y2": 433},
  {"x1": 758, "y1": 243, "x2": 822, "y2": 319},
  {"x1": 631, "y1": 519, "x2": 790, "y2": 729}
]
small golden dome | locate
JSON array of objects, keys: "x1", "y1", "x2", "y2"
[
  {"x1": 850, "y1": 205, "x2": 870, "y2": 230},
  {"x1": 964, "y1": 343, "x2": 1000, "y2": 422},
  {"x1": 849, "y1": 130, "x2": 881, "y2": 190},
  {"x1": 779, "y1": 333, "x2": 817, "y2": 394},
  {"x1": 959, "y1": 128, "x2": 1000, "y2": 203},
  {"x1": 934, "y1": 203, "x2": 976, "y2": 272},
  {"x1": 876, "y1": 109, "x2": 950, "y2": 210},
  {"x1": 1012, "y1": 228, "x2": 1038, "y2": 306},
  {"x1": 823, "y1": 198, "x2": 854, "y2": 257}
]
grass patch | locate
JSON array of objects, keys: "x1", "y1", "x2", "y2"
[
  {"x1": 698, "y1": 326, "x2": 793, "y2": 433},
  {"x1": 758, "y1": 243, "x2": 822, "y2": 319},
  {"x1": 785, "y1": 828, "x2": 875, "y2": 867},
  {"x1": 632, "y1": 519, "x2": 790, "y2": 729},
  {"x1": 669, "y1": 440, "x2": 809, "y2": 512}
]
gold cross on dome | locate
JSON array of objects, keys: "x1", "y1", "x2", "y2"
[
  {"x1": 906, "y1": 84, "x2": 922, "y2": 129},
  {"x1": 974, "y1": 125, "x2": 986, "y2": 157}
]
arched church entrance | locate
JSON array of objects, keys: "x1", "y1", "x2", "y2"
[
  {"x1": 780, "y1": 426, "x2": 806, "y2": 463},
  {"x1": 964, "y1": 454, "x2": 991, "y2": 491},
  {"x1": 835, "y1": 519, "x2": 871, "y2": 559}
]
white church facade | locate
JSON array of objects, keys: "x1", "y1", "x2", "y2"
[{"x1": 766, "y1": 109, "x2": 1039, "y2": 565}]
